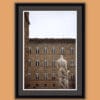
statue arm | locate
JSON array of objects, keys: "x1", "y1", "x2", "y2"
[{"x1": 64, "y1": 61, "x2": 67, "y2": 71}]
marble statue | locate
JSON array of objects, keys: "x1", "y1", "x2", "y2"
[{"x1": 56, "y1": 55, "x2": 70, "y2": 88}]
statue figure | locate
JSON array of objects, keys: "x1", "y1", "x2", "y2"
[{"x1": 56, "y1": 55, "x2": 70, "y2": 88}]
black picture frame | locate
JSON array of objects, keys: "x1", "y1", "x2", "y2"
[{"x1": 15, "y1": 3, "x2": 85, "y2": 98}]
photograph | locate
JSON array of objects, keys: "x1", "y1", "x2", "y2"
[
  {"x1": 15, "y1": 3, "x2": 85, "y2": 98},
  {"x1": 24, "y1": 11, "x2": 76, "y2": 90}
]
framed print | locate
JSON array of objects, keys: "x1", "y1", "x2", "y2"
[{"x1": 15, "y1": 3, "x2": 85, "y2": 98}]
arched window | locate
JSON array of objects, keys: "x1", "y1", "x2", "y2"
[
  {"x1": 27, "y1": 73, "x2": 31, "y2": 80},
  {"x1": 70, "y1": 60, "x2": 75, "y2": 67},
  {"x1": 36, "y1": 60, "x2": 39, "y2": 67},
  {"x1": 29, "y1": 47, "x2": 32, "y2": 55},
  {"x1": 35, "y1": 73, "x2": 39, "y2": 80},
  {"x1": 36, "y1": 47, "x2": 39, "y2": 54},
  {"x1": 70, "y1": 47, "x2": 74, "y2": 55},
  {"x1": 44, "y1": 60, "x2": 48, "y2": 68},
  {"x1": 27, "y1": 67, "x2": 31, "y2": 80},
  {"x1": 44, "y1": 73, "x2": 48, "y2": 80},
  {"x1": 61, "y1": 47, "x2": 64, "y2": 54},
  {"x1": 28, "y1": 59, "x2": 32, "y2": 66},
  {"x1": 52, "y1": 60, "x2": 55, "y2": 68},
  {"x1": 52, "y1": 47, "x2": 55, "y2": 54},
  {"x1": 52, "y1": 73, "x2": 56, "y2": 80},
  {"x1": 44, "y1": 47, "x2": 47, "y2": 54}
]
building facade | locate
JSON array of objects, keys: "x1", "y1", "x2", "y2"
[
  {"x1": 24, "y1": 12, "x2": 30, "y2": 88},
  {"x1": 24, "y1": 12, "x2": 76, "y2": 89}
]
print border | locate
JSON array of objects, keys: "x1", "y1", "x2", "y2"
[{"x1": 15, "y1": 3, "x2": 85, "y2": 98}]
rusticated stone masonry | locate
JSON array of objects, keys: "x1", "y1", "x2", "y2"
[{"x1": 24, "y1": 12, "x2": 30, "y2": 88}]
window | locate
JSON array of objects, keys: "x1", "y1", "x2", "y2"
[
  {"x1": 27, "y1": 59, "x2": 31, "y2": 79},
  {"x1": 33, "y1": 86, "x2": 36, "y2": 88},
  {"x1": 44, "y1": 84, "x2": 47, "y2": 87},
  {"x1": 44, "y1": 73, "x2": 48, "y2": 80},
  {"x1": 52, "y1": 47, "x2": 55, "y2": 54},
  {"x1": 36, "y1": 60, "x2": 39, "y2": 66},
  {"x1": 35, "y1": 73, "x2": 39, "y2": 80},
  {"x1": 70, "y1": 47, "x2": 74, "y2": 55},
  {"x1": 53, "y1": 84, "x2": 55, "y2": 87},
  {"x1": 27, "y1": 69, "x2": 31, "y2": 80},
  {"x1": 70, "y1": 60, "x2": 75, "y2": 66},
  {"x1": 28, "y1": 67, "x2": 31, "y2": 73},
  {"x1": 36, "y1": 84, "x2": 39, "y2": 87},
  {"x1": 29, "y1": 47, "x2": 32, "y2": 55},
  {"x1": 28, "y1": 59, "x2": 32, "y2": 66},
  {"x1": 52, "y1": 73, "x2": 56, "y2": 80},
  {"x1": 44, "y1": 47, "x2": 47, "y2": 54},
  {"x1": 52, "y1": 60, "x2": 55, "y2": 68},
  {"x1": 36, "y1": 47, "x2": 39, "y2": 54},
  {"x1": 61, "y1": 47, "x2": 64, "y2": 54},
  {"x1": 44, "y1": 60, "x2": 48, "y2": 68}
]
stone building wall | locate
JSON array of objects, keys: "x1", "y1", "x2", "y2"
[
  {"x1": 24, "y1": 12, "x2": 30, "y2": 88},
  {"x1": 27, "y1": 39, "x2": 76, "y2": 89}
]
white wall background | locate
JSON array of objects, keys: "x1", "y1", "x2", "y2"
[{"x1": 29, "y1": 11, "x2": 77, "y2": 39}]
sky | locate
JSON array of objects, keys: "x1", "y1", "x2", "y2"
[{"x1": 29, "y1": 11, "x2": 77, "y2": 39}]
